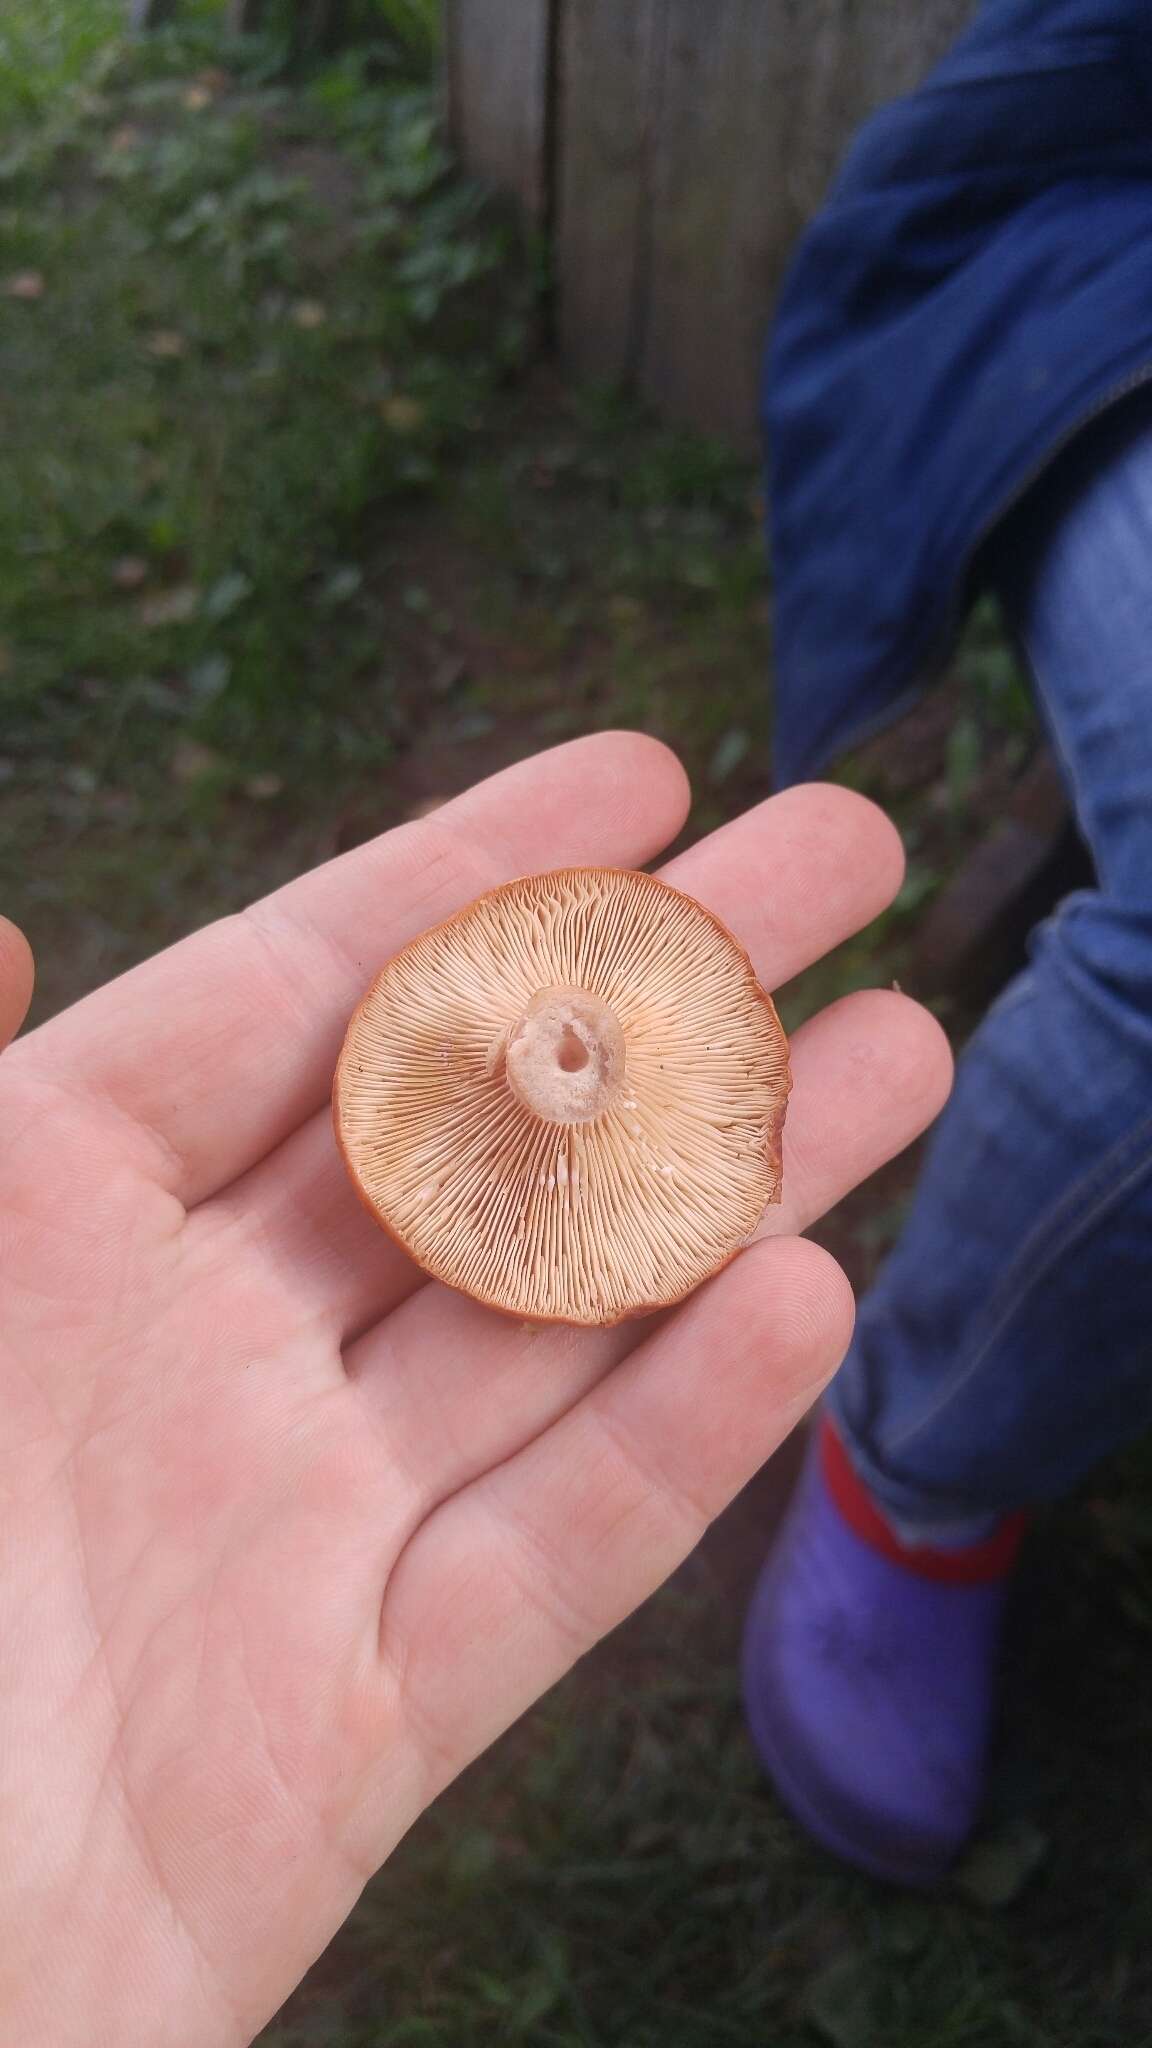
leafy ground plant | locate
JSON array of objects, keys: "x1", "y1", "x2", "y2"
[
  {"x1": 0, "y1": 0, "x2": 122, "y2": 123},
  {"x1": 0, "y1": 23, "x2": 531, "y2": 790}
]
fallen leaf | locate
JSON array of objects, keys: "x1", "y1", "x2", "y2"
[
  {"x1": 95, "y1": 787, "x2": 135, "y2": 821},
  {"x1": 953, "y1": 1817, "x2": 1049, "y2": 1908},
  {"x1": 802, "y1": 1951, "x2": 881, "y2": 2048},
  {"x1": 292, "y1": 300, "x2": 327, "y2": 330},
  {"x1": 138, "y1": 679, "x2": 183, "y2": 715},
  {"x1": 379, "y1": 394, "x2": 425, "y2": 433},
  {"x1": 430, "y1": 654, "x2": 467, "y2": 697},
  {"x1": 5, "y1": 271, "x2": 45, "y2": 301},
  {"x1": 316, "y1": 564, "x2": 363, "y2": 608},
  {"x1": 444, "y1": 713, "x2": 494, "y2": 742},
  {"x1": 140, "y1": 585, "x2": 199, "y2": 628},
  {"x1": 203, "y1": 570, "x2": 252, "y2": 622},
  {"x1": 245, "y1": 772, "x2": 284, "y2": 801},
  {"x1": 709, "y1": 726, "x2": 751, "y2": 785},
  {"x1": 187, "y1": 655, "x2": 231, "y2": 703},
  {"x1": 146, "y1": 329, "x2": 186, "y2": 359},
  {"x1": 112, "y1": 556, "x2": 149, "y2": 591},
  {"x1": 171, "y1": 740, "x2": 224, "y2": 786}
]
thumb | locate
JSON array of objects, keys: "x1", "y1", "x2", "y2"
[{"x1": 0, "y1": 918, "x2": 35, "y2": 1051}]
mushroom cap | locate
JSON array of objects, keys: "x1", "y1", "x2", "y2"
[{"x1": 334, "y1": 867, "x2": 790, "y2": 1327}]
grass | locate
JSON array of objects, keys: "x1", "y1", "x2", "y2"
[
  {"x1": 0, "y1": 0, "x2": 123, "y2": 124},
  {"x1": 260, "y1": 1452, "x2": 1152, "y2": 2047},
  {"x1": 0, "y1": 9, "x2": 787, "y2": 1026},
  {"x1": 7, "y1": 10, "x2": 1152, "y2": 2048},
  {"x1": 0, "y1": 10, "x2": 538, "y2": 1014},
  {"x1": 0, "y1": 28, "x2": 531, "y2": 761}
]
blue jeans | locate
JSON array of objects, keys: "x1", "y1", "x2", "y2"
[{"x1": 829, "y1": 395, "x2": 1152, "y2": 1536}]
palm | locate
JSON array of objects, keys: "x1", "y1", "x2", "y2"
[{"x1": 0, "y1": 737, "x2": 949, "y2": 2047}]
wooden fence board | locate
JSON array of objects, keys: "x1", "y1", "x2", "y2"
[
  {"x1": 782, "y1": 0, "x2": 975, "y2": 219},
  {"x1": 445, "y1": 0, "x2": 979, "y2": 442},
  {"x1": 553, "y1": 0, "x2": 661, "y2": 387},
  {"x1": 444, "y1": 0, "x2": 552, "y2": 221},
  {"x1": 638, "y1": 0, "x2": 975, "y2": 443},
  {"x1": 637, "y1": 0, "x2": 795, "y2": 444}
]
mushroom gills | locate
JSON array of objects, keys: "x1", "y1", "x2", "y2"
[{"x1": 334, "y1": 866, "x2": 791, "y2": 1326}]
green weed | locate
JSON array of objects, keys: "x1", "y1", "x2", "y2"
[
  {"x1": 0, "y1": 21, "x2": 529, "y2": 798},
  {"x1": 259, "y1": 1499, "x2": 1152, "y2": 2047},
  {"x1": 0, "y1": 0, "x2": 123, "y2": 124}
]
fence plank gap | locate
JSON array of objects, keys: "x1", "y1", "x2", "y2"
[
  {"x1": 226, "y1": 0, "x2": 268, "y2": 32},
  {"x1": 127, "y1": 0, "x2": 179, "y2": 29}
]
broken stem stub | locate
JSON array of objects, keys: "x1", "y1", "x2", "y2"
[{"x1": 501, "y1": 986, "x2": 626, "y2": 1125}]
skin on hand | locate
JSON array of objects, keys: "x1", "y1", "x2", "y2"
[
  {"x1": 0, "y1": 915, "x2": 34, "y2": 1048},
  {"x1": 0, "y1": 736, "x2": 952, "y2": 2048}
]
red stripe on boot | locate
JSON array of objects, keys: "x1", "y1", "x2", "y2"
[{"x1": 820, "y1": 1418, "x2": 1027, "y2": 1585}]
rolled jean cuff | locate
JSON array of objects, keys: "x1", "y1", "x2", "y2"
[{"x1": 822, "y1": 1386, "x2": 1004, "y2": 1549}]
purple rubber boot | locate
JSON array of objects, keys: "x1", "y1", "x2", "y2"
[{"x1": 741, "y1": 1418, "x2": 1026, "y2": 1887}]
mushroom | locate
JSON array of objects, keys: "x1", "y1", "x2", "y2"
[{"x1": 334, "y1": 867, "x2": 790, "y2": 1327}]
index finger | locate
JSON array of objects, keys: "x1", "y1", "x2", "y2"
[{"x1": 11, "y1": 735, "x2": 690, "y2": 1206}]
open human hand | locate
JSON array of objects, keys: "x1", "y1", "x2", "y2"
[{"x1": 0, "y1": 735, "x2": 950, "y2": 2046}]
